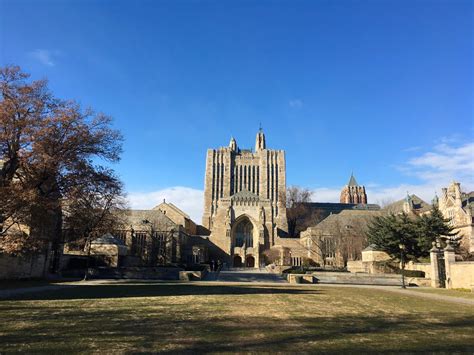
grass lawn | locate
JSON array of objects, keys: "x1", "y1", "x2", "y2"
[
  {"x1": 1, "y1": 282, "x2": 473, "y2": 353},
  {"x1": 410, "y1": 287, "x2": 474, "y2": 300}
]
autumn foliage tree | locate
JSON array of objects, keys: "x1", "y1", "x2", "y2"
[{"x1": 0, "y1": 65, "x2": 124, "y2": 255}]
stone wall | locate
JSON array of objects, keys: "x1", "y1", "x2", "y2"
[
  {"x1": 0, "y1": 253, "x2": 48, "y2": 279},
  {"x1": 447, "y1": 262, "x2": 474, "y2": 290},
  {"x1": 405, "y1": 261, "x2": 431, "y2": 279},
  {"x1": 346, "y1": 260, "x2": 366, "y2": 273}
]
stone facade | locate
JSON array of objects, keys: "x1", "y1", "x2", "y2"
[
  {"x1": 300, "y1": 210, "x2": 381, "y2": 268},
  {"x1": 154, "y1": 200, "x2": 197, "y2": 235},
  {"x1": 437, "y1": 181, "x2": 474, "y2": 253},
  {"x1": 340, "y1": 174, "x2": 367, "y2": 204},
  {"x1": 202, "y1": 130, "x2": 288, "y2": 267}
]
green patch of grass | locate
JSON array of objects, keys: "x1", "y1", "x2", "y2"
[
  {"x1": 0, "y1": 282, "x2": 473, "y2": 353},
  {"x1": 411, "y1": 287, "x2": 474, "y2": 300}
]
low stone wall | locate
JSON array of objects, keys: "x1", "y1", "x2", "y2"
[
  {"x1": 179, "y1": 269, "x2": 208, "y2": 281},
  {"x1": 286, "y1": 274, "x2": 316, "y2": 284},
  {"x1": 406, "y1": 277, "x2": 431, "y2": 287},
  {"x1": 448, "y1": 262, "x2": 474, "y2": 290},
  {"x1": 266, "y1": 264, "x2": 292, "y2": 274},
  {"x1": 88, "y1": 266, "x2": 183, "y2": 280},
  {"x1": 405, "y1": 262, "x2": 431, "y2": 279},
  {"x1": 347, "y1": 260, "x2": 366, "y2": 273},
  {"x1": 0, "y1": 253, "x2": 47, "y2": 280},
  {"x1": 312, "y1": 272, "x2": 403, "y2": 286}
]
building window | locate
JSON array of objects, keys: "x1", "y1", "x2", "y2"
[{"x1": 235, "y1": 219, "x2": 253, "y2": 248}]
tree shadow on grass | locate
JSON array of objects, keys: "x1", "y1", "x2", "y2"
[
  {"x1": 3, "y1": 283, "x2": 324, "y2": 301},
  {"x1": 1, "y1": 309, "x2": 473, "y2": 353}
]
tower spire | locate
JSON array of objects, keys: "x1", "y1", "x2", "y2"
[
  {"x1": 229, "y1": 136, "x2": 237, "y2": 151},
  {"x1": 255, "y1": 126, "x2": 266, "y2": 151}
]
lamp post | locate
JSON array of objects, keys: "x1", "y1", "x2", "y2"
[{"x1": 399, "y1": 243, "x2": 406, "y2": 289}]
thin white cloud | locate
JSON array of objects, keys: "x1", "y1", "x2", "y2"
[
  {"x1": 289, "y1": 99, "x2": 303, "y2": 108},
  {"x1": 29, "y1": 49, "x2": 59, "y2": 66},
  {"x1": 311, "y1": 187, "x2": 340, "y2": 203},
  {"x1": 127, "y1": 186, "x2": 204, "y2": 223},
  {"x1": 312, "y1": 140, "x2": 474, "y2": 207},
  {"x1": 407, "y1": 142, "x2": 474, "y2": 185}
]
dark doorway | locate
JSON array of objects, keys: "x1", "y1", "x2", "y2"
[
  {"x1": 246, "y1": 255, "x2": 255, "y2": 268},
  {"x1": 233, "y1": 255, "x2": 242, "y2": 267}
]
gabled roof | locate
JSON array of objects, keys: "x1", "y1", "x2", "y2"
[
  {"x1": 153, "y1": 202, "x2": 191, "y2": 219},
  {"x1": 117, "y1": 209, "x2": 177, "y2": 230},
  {"x1": 309, "y1": 209, "x2": 382, "y2": 234},
  {"x1": 384, "y1": 194, "x2": 431, "y2": 214},
  {"x1": 363, "y1": 244, "x2": 380, "y2": 252}
]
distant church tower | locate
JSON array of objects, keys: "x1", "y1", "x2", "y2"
[{"x1": 340, "y1": 173, "x2": 368, "y2": 204}]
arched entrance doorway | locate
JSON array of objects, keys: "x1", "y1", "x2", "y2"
[
  {"x1": 245, "y1": 255, "x2": 255, "y2": 268},
  {"x1": 233, "y1": 255, "x2": 242, "y2": 267}
]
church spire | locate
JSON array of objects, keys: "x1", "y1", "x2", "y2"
[
  {"x1": 229, "y1": 136, "x2": 237, "y2": 152},
  {"x1": 348, "y1": 172, "x2": 359, "y2": 186},
  {"x1": 255, "y1": 126, "x2": 266, "y2": 151}
]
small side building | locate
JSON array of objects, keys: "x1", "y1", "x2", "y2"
[{"x1": 300, "y1": 209, "x2": 382, "y2": 268}]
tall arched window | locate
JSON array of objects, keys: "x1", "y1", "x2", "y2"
[{"x1": 235, "y1": 219, "x2": 253, "y2": 248}]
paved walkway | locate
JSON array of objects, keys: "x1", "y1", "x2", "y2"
[
  {"x1": 315, "y1": 283, "x2": 474, "y2": 306},
  {"x1": 1, "y1": 276, "x2": 472, "y2": 306}
]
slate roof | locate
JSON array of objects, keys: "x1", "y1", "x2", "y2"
[
  {"x1": 116, "y1": 209, "x2": 177, "y2": 231},
  {"x1": 153, "y1": 202, "x2": 191, "y2": 219},
  {"x1": 304, "y1": 202, "x2": 380, "y2": 217},
  {"x1": 348, "y1": 174, "x2": 359, "y2": 187},
  {"x1": 384, "y1": 194, "x2": 431, "y2": 214},
  {"x1": 362, "y1": 244, "x2": 381, "y2": 252},
  {"x1": 311, "y1": 209, "x2": 382, "y2": 234}
]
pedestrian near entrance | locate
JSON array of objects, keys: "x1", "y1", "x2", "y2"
[{"x1": 210, "y1": 260, "x2": 216, "y2": 272}]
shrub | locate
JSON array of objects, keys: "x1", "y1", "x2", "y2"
[{"x1": 302, "y1": 258, "x2": 320, "y2": 268}]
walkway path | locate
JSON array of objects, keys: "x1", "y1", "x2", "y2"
[
  {"x1": 315, "y1": 283, "x2": 474, "y2": 306},
  {"x1": 1, "y1": 276, "x2": 472, "y2": 306}
]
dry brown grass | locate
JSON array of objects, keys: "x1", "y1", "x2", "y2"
[{"x1": 1, "y1": 282, "x2": 473, "y2": 353}]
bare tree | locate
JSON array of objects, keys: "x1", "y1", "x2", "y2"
[
  {"x1": 285, "y1": 186, "x2": 313, "y2": 237},
  {"x1": 139, "y1": 216, "x2": 179, "y2": 266},
  {"x1": 329, "y1": 218, "x2": 368, "y2": 266},
  {"x1": 304, "y1": 229, "x2": 333, "y2": 267}
]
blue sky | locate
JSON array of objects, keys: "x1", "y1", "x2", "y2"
[{"x1": 1, "y1": 0, "x2": 473, "y2": 221}]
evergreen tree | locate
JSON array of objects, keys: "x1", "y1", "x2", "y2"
[
  {"x1": 417, "y1": 205, "x2": 459, "y2": 251},
  {"x1": 366, "y1": 213, "x2": 427, "y2": 261}
]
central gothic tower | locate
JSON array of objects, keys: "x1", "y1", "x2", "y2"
[{"x1": 202, "y1": 129, "x2": 288, "y2": 267}]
